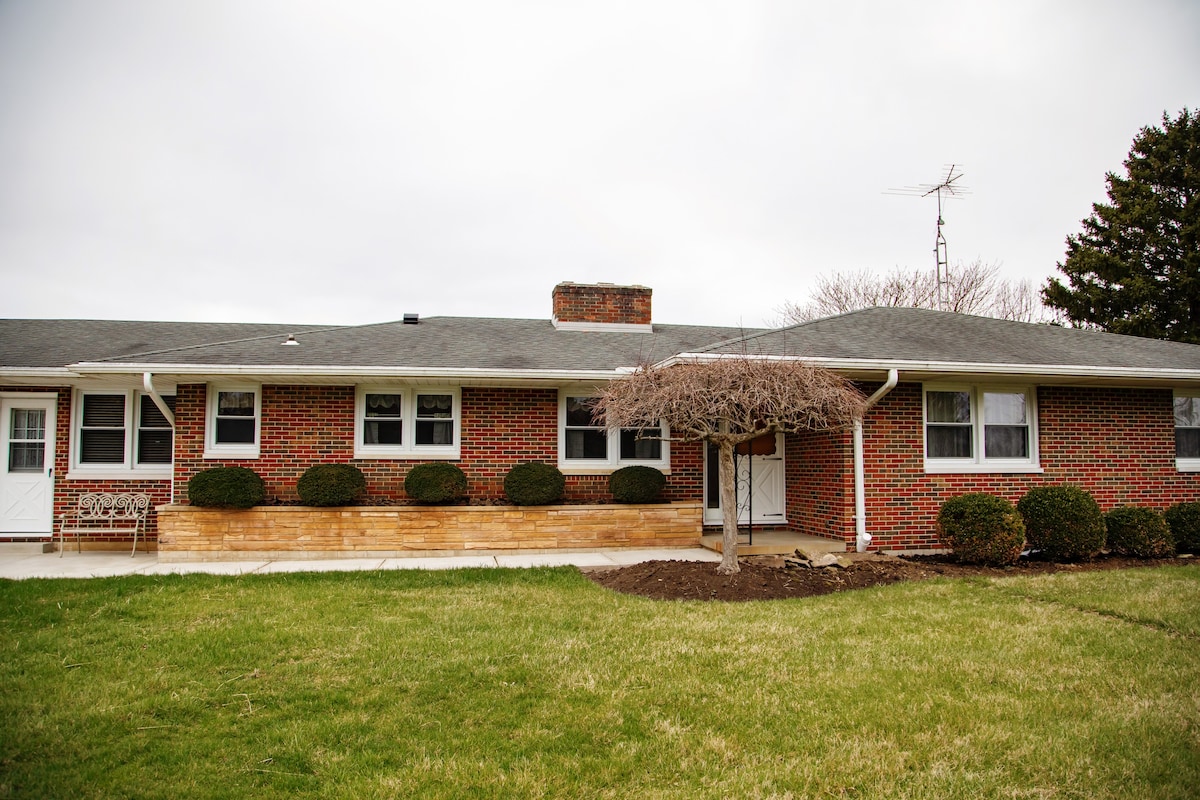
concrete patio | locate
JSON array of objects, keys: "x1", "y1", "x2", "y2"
[{"x1": 0, "y1": 545, "x2": 722, "y2": 580}]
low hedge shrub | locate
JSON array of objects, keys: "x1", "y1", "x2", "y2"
[
  {"x1": 1105, "y1": 506, "x2": 1175, "y2": 558},
  {"x1": 296, "y1": 463, "x2": 367, "y2": 507},
  {"x1": 936, "y1": 493, "x2": 1025, "y2": 566},
  {"x1": 404, "y1": 462, "x2": 468, "y2": 504},
  {"x1": 1164, "y1": 501, "x2": 1200, "y2": 553},
  {"x1": 187, "y1": 466, "x2": 266, "y2": 509},
  {"x1": 608, "y1": 465, "x2": 666, "y2": 504},
  {"x1": 1016, "y1": 484, "x2": 1105, "y2": 562},
  {"x1": 504, "y1": 462, "x2": 565, "y2": 506}
]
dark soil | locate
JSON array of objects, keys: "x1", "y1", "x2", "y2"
[{"x1": 585, "y1": 552, "x2": 1196, "y2": 602}]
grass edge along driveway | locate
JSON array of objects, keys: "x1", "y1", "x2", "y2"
[{"x1": 1, "y1": 563, "x2": 1197, "y2": 799}]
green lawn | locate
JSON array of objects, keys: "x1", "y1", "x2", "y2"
[{"x1": 1, "y1": 564, "x2": 1197, "y2": 799}]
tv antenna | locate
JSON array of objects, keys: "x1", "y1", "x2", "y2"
[{"x1": 887, "y1": 164, "x2": 969, "y2": 311}]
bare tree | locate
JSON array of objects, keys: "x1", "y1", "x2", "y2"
[
  {"x1": 594, "y1": 357, "x2": 866, "y2": 575},
  {"x1": 777, "y1": 260, "x2": 1050, "y2": 324}
]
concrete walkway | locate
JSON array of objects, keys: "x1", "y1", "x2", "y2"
[{"x1": 0, "y1": 547, "x2": 722, "y2": 580}]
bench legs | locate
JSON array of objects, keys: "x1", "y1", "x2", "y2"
[{"x1": 56, "y1": 518, "x2": 148, "y2": 558}]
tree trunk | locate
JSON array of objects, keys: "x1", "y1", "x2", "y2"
[{"x1": 716, "y1": 439, "x2": 740, "y2": 575}]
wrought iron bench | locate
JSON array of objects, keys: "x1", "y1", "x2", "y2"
[{"x1": 57, "y1": 493, "x2": 153, "y2": 557}]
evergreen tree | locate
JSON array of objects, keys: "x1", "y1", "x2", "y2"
[{"x1": 1043, "y1": 109, "x2": 1200, "y2": 342}]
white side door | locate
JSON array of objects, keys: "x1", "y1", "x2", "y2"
[
  {"x1": 0, "y1": 397, "x2": 56, "y2": 535},
  {"x1": 704, "y1": 433, "x2": 787, "y2": 525},
  {"x1": 736, "y1": 452, "x2": 785, "y2": 524}
]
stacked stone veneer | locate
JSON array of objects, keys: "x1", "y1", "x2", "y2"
[
  {"x1": 156, "y1": 501, "x2": 702, "y2": 561},
  {"x1": 552, "y1": 282, "x2": 652, "y2": 325},
  {"x1": 787, "y1": 382, "x2": 1200, "y2": 551}
]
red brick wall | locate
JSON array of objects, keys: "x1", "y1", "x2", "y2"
[
  {"x1": 172, "y1": 384, "x2": 702, "y2": 504},
  {"x1": 785, "y1": 428, "x2": 854, "y2": 543},
  {"x1": 2, "y1": 386, "x2": 172, "y2": 544},
  {"x1": 552, "y1": 283, "x2": 652, "y2": 325},
  {"x1": 857, "y1": 383, "x2": 1200, "y2": 550}
]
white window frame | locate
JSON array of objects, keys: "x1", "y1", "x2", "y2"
[
  {"x1": 69, "y1": 389, "x2": 175, "y2": 478},
  {"x1": 353, "y1": 387, "x2": 460, "y2": 459},
  {"x1": 1174, "y1": 391, "x2": 1200, "y2": 472},
  {"x1": 204, "y1": 385, "x2": 261, "y2": 459},
  {"x1": 557, "y1": 392, "x2": 669, "y2": 473},
  {"x1": 923, "y1": 384, "x2": 1041, "y2": 474}
]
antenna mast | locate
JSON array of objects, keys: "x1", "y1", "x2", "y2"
[{"x1": 887, "y1": 164, "x2": 968, "y2": 311}]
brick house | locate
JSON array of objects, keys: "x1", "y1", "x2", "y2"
[{"x1": 2, "y1": 282, "x2": 1199, "y2": 554}]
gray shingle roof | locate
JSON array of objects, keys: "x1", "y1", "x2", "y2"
[
  {"x1": 0, "y1": 319, "x2": 328, "y2": 369},
  {"x1": 696, "y1": 307, "x2": 1200, "y2": 372},
  {"x1": 4, "y1": 309, "x2": 1199, "y2": 380},
  {"x1": 0, "y1": 317, "x2": 754, "y2": 373}
]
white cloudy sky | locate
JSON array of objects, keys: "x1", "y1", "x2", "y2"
[{"x1": 0, "y1": 1, "x2": 1197, "y2": 328}]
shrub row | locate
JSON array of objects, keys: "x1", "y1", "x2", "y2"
[
  {"x1": 938, "y1": 485, "x2": 1197, "y2": 565},
  {"x1": 187, "y1": 463, "x2": 667, "y2": 508}
]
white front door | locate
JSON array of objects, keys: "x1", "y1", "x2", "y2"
[
  {"x1": 704, "y1": 433, "x2": 787, "y2": 525},
  {"x1": 0, "y1": 397, "x2": 56, "y2": 535}
]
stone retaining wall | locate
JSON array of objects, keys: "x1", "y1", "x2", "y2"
[{"x1": 156, "y1": 502, "x2": 703, "y2": 561}]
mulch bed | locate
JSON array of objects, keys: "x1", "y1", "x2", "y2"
[{"x1": 584, "y1": 552, "x2": 1195, "y2": 602}]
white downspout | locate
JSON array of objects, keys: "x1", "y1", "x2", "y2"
[
  {"x1": 855, "y1": 369, "x2": 898, "y2": 552},
  {"x1": 143, "y1": 373, "x2": 175, "y2": 427},
  {"x1": 143, "y1": 372, "x2": 176, "y2": 505}
]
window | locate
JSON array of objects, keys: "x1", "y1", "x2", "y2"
[
  {"x1": 1175, "y1": 393, "x2": 1200, "y2": 470},
  {"x1": 559, "y1": 393, "x2": 668, "y2": 470},
  {"x1": 363, "y1": 393, "x2": 403, "y2": 445},
  {"x1": 80, "y1": 394, "x2": 126, "y2": 464},
  {"x1": 73, "y1": 391, "x2": 175, "y2": 474},
  {"x1": 137, "y1": 395, "x2": 175, "y2": 464},
  {"x1": 415, "y1": 394, "x2": 455, "y2": 445},
  {"x1": 205, "y1": 386, "x2": 260, "y2": 457},
  {"x1": 924, "y1": 385, "x2": 1038, "y2": 472},
  {"x1": 564, "y1": 396, "x2": 608, "y2": 459},
  {"x1": 354, "y1": 388, "x2": 459, "y2": 458},
  {"x1": 9, "y1": 408, "x2": 46, "y2": 473}
]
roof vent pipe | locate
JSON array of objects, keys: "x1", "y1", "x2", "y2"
[
  {"x1": 854, "y1": 369, "x2": 898, "y2": 553},
  {"x1": 403, "y1": 313, "x2": 419, "y2": 324}
]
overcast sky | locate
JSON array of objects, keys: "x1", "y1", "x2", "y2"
[{"x1": 1, "y1": 1, "x2": 1197, "y2": 328}]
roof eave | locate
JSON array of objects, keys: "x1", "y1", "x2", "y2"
[
  {"x1": 65, "y1": 362, "x2": 624, "y2": 384},
  {"x1": 657, "y1": 353, "x2": 1200, "y2": 385}
]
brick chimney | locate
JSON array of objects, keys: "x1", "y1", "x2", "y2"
[{"x1": 551, "y1": 282, "x2": 653, "y2": 331}]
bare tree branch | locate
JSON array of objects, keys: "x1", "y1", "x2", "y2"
[
  {"x1": 594, "y1": 358, "x2": 866, "y2": 574},
  {"x1": 776, "y1": 260, "x2": 1051, "y2": 325}
]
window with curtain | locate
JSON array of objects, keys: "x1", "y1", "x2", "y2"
[
  {"x1": 354, "y1": 388, "x2": 460, "y2": 457},
  {"x1": 924, "y1": 385, "x2": 1037, "y2": 470}
]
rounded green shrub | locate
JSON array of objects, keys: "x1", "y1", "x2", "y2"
[
  {"x1": 187, "y1": 466, "x2": 266, "y2": 509},
  {"x1": 1016, "y1": 484, "x2": 1106, "y2": 562},
  {"x1": 503, "y1": 462, "x2": 565, "y2": 506},
  {"x1": 404, "y1": 462, "x2": 468, "y2": 504},
  {"x1": 1164, "y1": 501, "x2": 1200, "y2": 553},
  {"x1": 608, "y1": 465, "x2": 666, "y2": 504},
  {"x1": 936, "y1": 493, "x2": 1026, "y2": 566},
  {"x1": 1105, "y1": 506, "x2": 1175, "y2": 558},
  {"x1": 296, "y1": 463, "x2": 367, "y2": 506}
]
